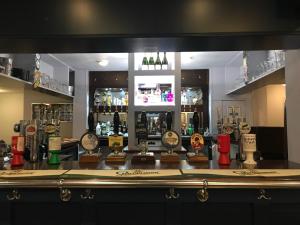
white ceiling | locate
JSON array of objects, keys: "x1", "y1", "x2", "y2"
[{"x1": 52, "y1": 51, "x2": 241, "y2": 71}]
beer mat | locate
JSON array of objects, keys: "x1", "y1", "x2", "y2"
[
  {"x1": 0, "y1": 170, "x2": 67, "y2": 178},
  {"x1": 181, "y1": 169, "x2": 300, "y2": 178},
  {"x1": 64, "y1": 169, "x2": 182, "y2": 178}
]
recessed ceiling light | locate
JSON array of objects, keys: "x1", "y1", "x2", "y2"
[{"x1": 97, "y1": 59, "x2": 109, "y2": 67}]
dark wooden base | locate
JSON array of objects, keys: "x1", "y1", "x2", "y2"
[
  {"x1": 160, "y1": 152, "x2": 180, "y2": 163},
  {"x1": 79, "y1": 153, "x2": 102, "y2": 163},
  {"x1": 105, "y1": 152, "x2": 127, "y2": 164},
  {"x1": 131, "y1": 153, "x2": 155, "y2": 164},
  {"x1": 187, "y1": 152, "x2": 208, "y2": 163}
]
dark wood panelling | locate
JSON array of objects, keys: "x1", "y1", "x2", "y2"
[
  {"x1": 181, "y1": 70, "x2": 209, "y2": 129},
  {"x1": 181, "y1": 69, "x2": 208, "y2": 87},
  {"x1": 89, "y1": 71, "x2": 128, "y2": 88},
  {"x1": 89, "y1": 71, "x2": 128, "y2": 109}
]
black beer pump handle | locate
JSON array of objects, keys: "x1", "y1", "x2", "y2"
[
  {"x1": 193, "y1": 112, "x2": 199, "y2": 133},
  {"x1": 113, "y1": 111, "x2": 120, "y2": 135},
  {"x1": 166, "y1": 111, "x2": 172, "y2": 131},
  {"x1": 88, "y1": 111, "x2": 94, "y2": 132}
]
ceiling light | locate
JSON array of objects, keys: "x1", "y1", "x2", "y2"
[{"x1": 97, "y1": 59, "x2": 109, "y2": 67}]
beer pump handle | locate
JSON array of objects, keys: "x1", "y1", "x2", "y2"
[
  {"x1": 113, "y1": 111, "x2": 120, "y2": 135},
  {"x1": 166, "y1": 111, "x2": 172, "y2": 131},
  {"x1": 88, "y1": 111, "x2": 94, "y2": 132},
  {"x1": 193, "y1": 112, "x2": 199, "y2": 133}
]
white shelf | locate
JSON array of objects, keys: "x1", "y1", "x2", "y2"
[
  {"x1": 226, "y1": 65, "x2": 285, "y2": 95},
  {"x1": 132, "y1": 105, "x2": 176, "y2": 112},
  {"x1": 133, "y1": 69, "x2": 176, "y2": 76},
  {"x1": 0, "y1": 73, "x2": 73, "y2": 100}
]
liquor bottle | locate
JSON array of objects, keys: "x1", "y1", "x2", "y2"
[
  {"x1": 162, "y1": 52, "x2": 168, "y2": 70},
  {"x1": 142, "y1": 55, "x2": 149, "y2": 70},
  {"x1": 193, "y1": 112, "x2": 200, "y2": 133},
  {"x1": 148, "y1": 55, "x2": 155, "y2": 70},
  {"x1": 187, "y1": 124, "x2": 194, "y2": 136},
  {"x1": 161, "y1": 91, "x2": 165, "y2": 102},
  {"x1": 182, "y1": 89, "x2": 187, "y2": 105},
  {"x1": 107, "y1": 90, "x2": 112, "y2": 115},
  {"x1": 96, "y1": 122, "x2": 101, "y2": 136},
  {"x1": 155, "y1": 52, "x2": 161, "y2": 70},
  {"x1": 155, "y1": 84, "x2": 161, "y2": 96},
  {"x1": 124, "y1": 121, "x2": 128, "y2": 134},
  {"x1": 166, "y1": 111, "x2": 172, "y2": 131},
  {"x1": 120, "y1": 123, "x2": 124, "y2": 134},
  {"x1": 141, "y1": 111, "x2": 147, "y2": 128},
  {"x1": 167, "y1": 90, "x2": 174, "y2": 102}
]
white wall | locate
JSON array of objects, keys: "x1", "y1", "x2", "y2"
[
  {"x1": 40, "y1": 60, "x2": 54, "y2": 78},
  {"x1": 286, "y1": 50, "x2": 300, "y2": 163},
  {"x1": 73, "y1": 69, "x2": 89, "y2": 138},
  {"x1": 40, "y1": 54, "x2": 70, "y2": 85},
  {"x1": 54, "y1": 65, "x2": 69, "y2": 84},
  {"x1": 0, "y1": 90, "x2": 24, "y2": 143},
  {"x1": 209, "y1": 59, "x2": 252, "y2": 134}
]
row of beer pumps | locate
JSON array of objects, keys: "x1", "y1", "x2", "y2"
[
  {"x1": 5, "y1": 119, "x2": 62, "y2": 167},
  {"x1": 80, "y1": 108, "x2": 258, "y2": 167}
]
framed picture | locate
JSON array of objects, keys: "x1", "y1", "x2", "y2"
[
  {"x1": 234, "y1": 107, "x2": 241, "y2": 117},
  {"x1": 227, "y1": 106, "x2": 234, "y2": 116}
]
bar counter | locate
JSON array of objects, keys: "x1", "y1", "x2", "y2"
[
  {"x1": 1, "y1": 154, "x2": 300, "y2": 225},
  {"x1": 1, "y1": 158, "x2": 300, "y2": 189}
]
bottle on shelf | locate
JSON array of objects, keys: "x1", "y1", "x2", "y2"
[
  {"x1": 187, "y1": 123, "x2": 194, "y2": 136},
  {"x1": 167, "y1": 90, "x2": 174, "y2": 102},
  {"x1": 148, "y1": 55, "x2": 155, "y2": 70},
  {"x1": 162, "y1": 52, "x2": 168, "y2": 70},
  {"x1": 124, "y1": 121, "x2": 128, "y2": 134},
  {"x1": 161, "y1": 90, "x2": 166, "y2": 102},
  {"x1": 96, "y1": 122, "x2": 101, "y2": 136},
  {"x1": 142, "y1": 55, "x2": 149, "y2": 70},
  {"x1": 155, "y1": 52, "x2": 161, "y2": 70}
]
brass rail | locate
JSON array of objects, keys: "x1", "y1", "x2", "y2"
[{"x1": 1, "y1": 178, "x2": 300, "y2": 189}]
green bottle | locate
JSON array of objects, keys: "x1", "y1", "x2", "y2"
[
  {"x1": 148, "y1": 56, "x2": 155, "y2": 70},
  {"x1": 188, "y1": 124, "x2": 194, "y2": 136},
  {"x1": 155, "y1": 52, "x2": 161, "y2": 70},
  {"x1": 162, "y1": 52, "x2": 168, "y2": 70},
  {"x1": 142, "y1": 56, "x2": 149, "y2": 70}
]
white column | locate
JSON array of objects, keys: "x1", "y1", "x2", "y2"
[
  {"x1": 73, "y1": 69, "x2": 89, "y2": 139},
  {"x1": 286, "y1": 50, "x2": 300, "y2": 163}
]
